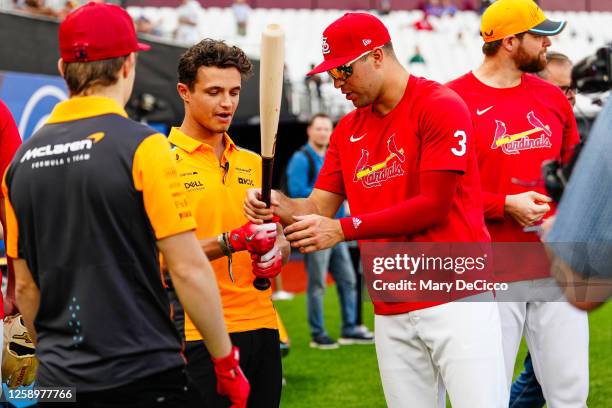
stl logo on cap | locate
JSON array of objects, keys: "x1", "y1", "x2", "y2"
[{"x1": 322, "y1": 36, "x2": 330, "y2": 55}]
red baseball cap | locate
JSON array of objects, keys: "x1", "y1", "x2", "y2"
[
  {"x1": 59, "y1": 2, "x2": 150, "y2": 63},
  {"x1": 307, "y1": 12, "x2": 391, "y2": 76}
]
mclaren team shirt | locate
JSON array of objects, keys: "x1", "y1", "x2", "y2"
[
  {"x1": 2, "y1": 96, "x2": 196, "y2": 391},
  {"x1": 168, "y1": 128, "x2": 277, "y2": 341}
]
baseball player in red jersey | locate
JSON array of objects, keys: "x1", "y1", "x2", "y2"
[
  {"x1": 0, "y1": 100, "x2": 22, "y2": 382},
  {"x1": 0, "y1": 100, "x2": 21, "y2": 319},
  {"x1": 245, "y1": 12, "x2": 507, "y2": 408},
  {"x1": 447, "y1": 1, "x2": 588, "y2": 406}
]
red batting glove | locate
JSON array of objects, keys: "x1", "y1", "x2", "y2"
[
  {"x1": 212, "y1": 346, "x2": 250, "y2": 408},
  {"x1": 228, "y1": 221, "x2": 277, "y2": 255},
  {"x1": 251, "y1": 245, "x2": 283, "y2": 279}
]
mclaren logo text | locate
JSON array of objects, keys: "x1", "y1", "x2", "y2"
[{"x1": 20, "y1": 132, "x2": 105, "y2": 163}]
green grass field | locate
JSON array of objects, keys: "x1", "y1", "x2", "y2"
[{"x1": 275, "y1": 287, "x2": 611, "y2": 407}]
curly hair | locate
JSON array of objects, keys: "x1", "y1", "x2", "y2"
[{"x1": 178, "y1": 39, "x2": 253, "y2": 90}]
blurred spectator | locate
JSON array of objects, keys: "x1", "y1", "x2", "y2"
[
  {"x1": 56, "y1": 0, "x2": 77, "y2": 20},
  {"x1": 174, "y1": 0, "x2": 201, "y2": 45},
  {"x1": 409, "y1": 46, "x2": 426, "y2": 64},
  {"x1": 461, "y1": 0, "x2": 477, "y2": 11},
  {"x1": 304, "y1": 63, "x2": 323, "y2": 109},
  {"x1": 479, "y1": 0, "x2": 493, "y2": 14},
  {"x1": 377, "y1": 0, "x2": 391, "y2": 16},
  {"x1": 285, "y1": 114, "x2": 374, "y2": 349},
  {"x1": 425, "y1": 0, "x2": 444, "y2": 17},
  {"x1": 441, "y1": 0, "x2": 458, "y2": 16},
  {"x1": 136, "y1": 15, "x2": 162, "y2": 37},
  {"x1": 20, "y1": 0, "x2": 58, "y2": 18},
  {"x1": 283, "y1": 63, "x2": 293, "y2": 113},
  {"x1": 537, "y1": 51, "x2": 576, "y2": 107},
  {"x1": 232, "y1": 0, "x2": 251, "y2": 37},
  {"x1": 413, "y1": 11, "x2": 434, "y2": 31}
]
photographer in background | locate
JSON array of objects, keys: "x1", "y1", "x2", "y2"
[
  {"x1": 540, "y1": 45, "x2": 612, "y2": 311},
  {"x1": 537, "y1": 52, "x2": 576, "y2": 107},
  {"x1": 546, "y1": 96, "x2": 612, "y2": 311}
]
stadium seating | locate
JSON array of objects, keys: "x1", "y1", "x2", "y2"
[{"x1": 125, "y1": 6, "x2": 612, "y2": 118}]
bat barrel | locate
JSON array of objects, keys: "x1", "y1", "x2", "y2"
[{"x1": 255, "y1": 24, "x2": 284, "y2": 292}]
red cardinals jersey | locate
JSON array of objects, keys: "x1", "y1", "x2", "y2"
[
  {"x1": 0, "y1": 101, "x2": 21, "y2": 199},
  {"x1": 315, "y1": 75, "x2": 490, "y2": 315},
  {"x1": 0, "y1": 100, "x2": 21, "y2": 320},
  {"x1": 447, "y1": 73, "x2": 579, "y2": 279}
]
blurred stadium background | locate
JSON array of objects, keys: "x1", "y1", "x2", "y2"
[
  {"x1": 1, "y1": 0, "x2": 611, "y2": 185},
  {"x1": 1, "y1": 1, "x2": 610, "y2": 406}
]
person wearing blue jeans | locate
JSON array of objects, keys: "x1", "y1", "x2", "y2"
[
  {"x1": 510, "y1": 352, "x2": 545, "y2": 407},
  {"x1": 286, "y1": 113, "x2": 373, "y2": 349}
]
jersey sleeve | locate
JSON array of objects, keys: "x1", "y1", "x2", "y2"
[
  {"x1": 314, "y1": 126, "x2": 345, "y2": 196},
  {"x1": 0, "y1": 101, "x2": 22, "y2": 199},
  {"x1": 419, "y1": 89, "x2": 473, "y2": 173},
  {"x1": 2, "y1": 171, "x2": 20, "y2": 259},
  {"x1": 481, "y1": 191, "x2": 506, "y2": 220},
  {"x1": 132, "y1": 134, "x2": 196, "y2": 239}
]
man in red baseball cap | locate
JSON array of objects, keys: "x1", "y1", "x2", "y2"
[
  {"x1": 3, "y1": 3, "x2": 249, "y2": 406},
  {"x1": 245, "y1": 12, "x2": 507, "y2": 407}
]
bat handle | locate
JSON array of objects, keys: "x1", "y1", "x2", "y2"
[
  {"x1": 254, "y1": 156, "x2": 275, "y2": 291},
  {"x1": 253, "y1": 276, "x2": 272, "y2": 291},
  {"x1": 261, "y1": 157, "x2": 274, "y2": 207}
]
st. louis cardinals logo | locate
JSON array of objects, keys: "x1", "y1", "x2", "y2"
[
  {"x1": 491, "y1": 111, "x2": 552, "y2": 155},
  {"x1": 353, "y1": 134, "x2": 405, "y2": 188},
  {"x1": 321, "y1": 36, "x2": 330, "y2": 54}
]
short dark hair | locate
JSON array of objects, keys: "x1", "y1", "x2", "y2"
[
  {"x1": 308, "y1": 113, "x2": 332, "y2": 127},
  {"x1": 178, "y1": 39, "x2": 253, "y2": 90},
  {"x1": 537, "y1": 51, "x2": 572, "y2": 79},
  {"x1": 482, "y1": 32, "x2": 525, "y2": 56},
  {"x1": 545, "y1": 51, "x2": 571, "y2": 65},
  {"x1": 61, "y1": 56, "x2": 128, "y2": 96},
  {"x1": 382, "y1": 41, "x2": 396, "y2": 58}
]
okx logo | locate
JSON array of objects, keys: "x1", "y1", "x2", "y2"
[{"x1": 238, "y1": 177, "x2": 254, "y2": 186}]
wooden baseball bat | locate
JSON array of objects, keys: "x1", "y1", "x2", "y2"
[{"x1": 255, "y1": 24, "x2": 284, "y2": 291}]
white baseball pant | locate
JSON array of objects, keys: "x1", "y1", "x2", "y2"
[
  {"x1": 375, "y1": 296, "x2": 508, "y2": 408},
  {"x1": 498, "y1": 278, "x2": 589, "y2": 408}
]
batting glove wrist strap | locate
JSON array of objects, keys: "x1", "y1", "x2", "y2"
[{"x1": 229, "y1": 221, "x2": 277, "y2": 254}]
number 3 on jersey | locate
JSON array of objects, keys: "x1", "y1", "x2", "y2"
[{"x1": 451, "y1": 130, "x2": 467, "y2": 157}]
